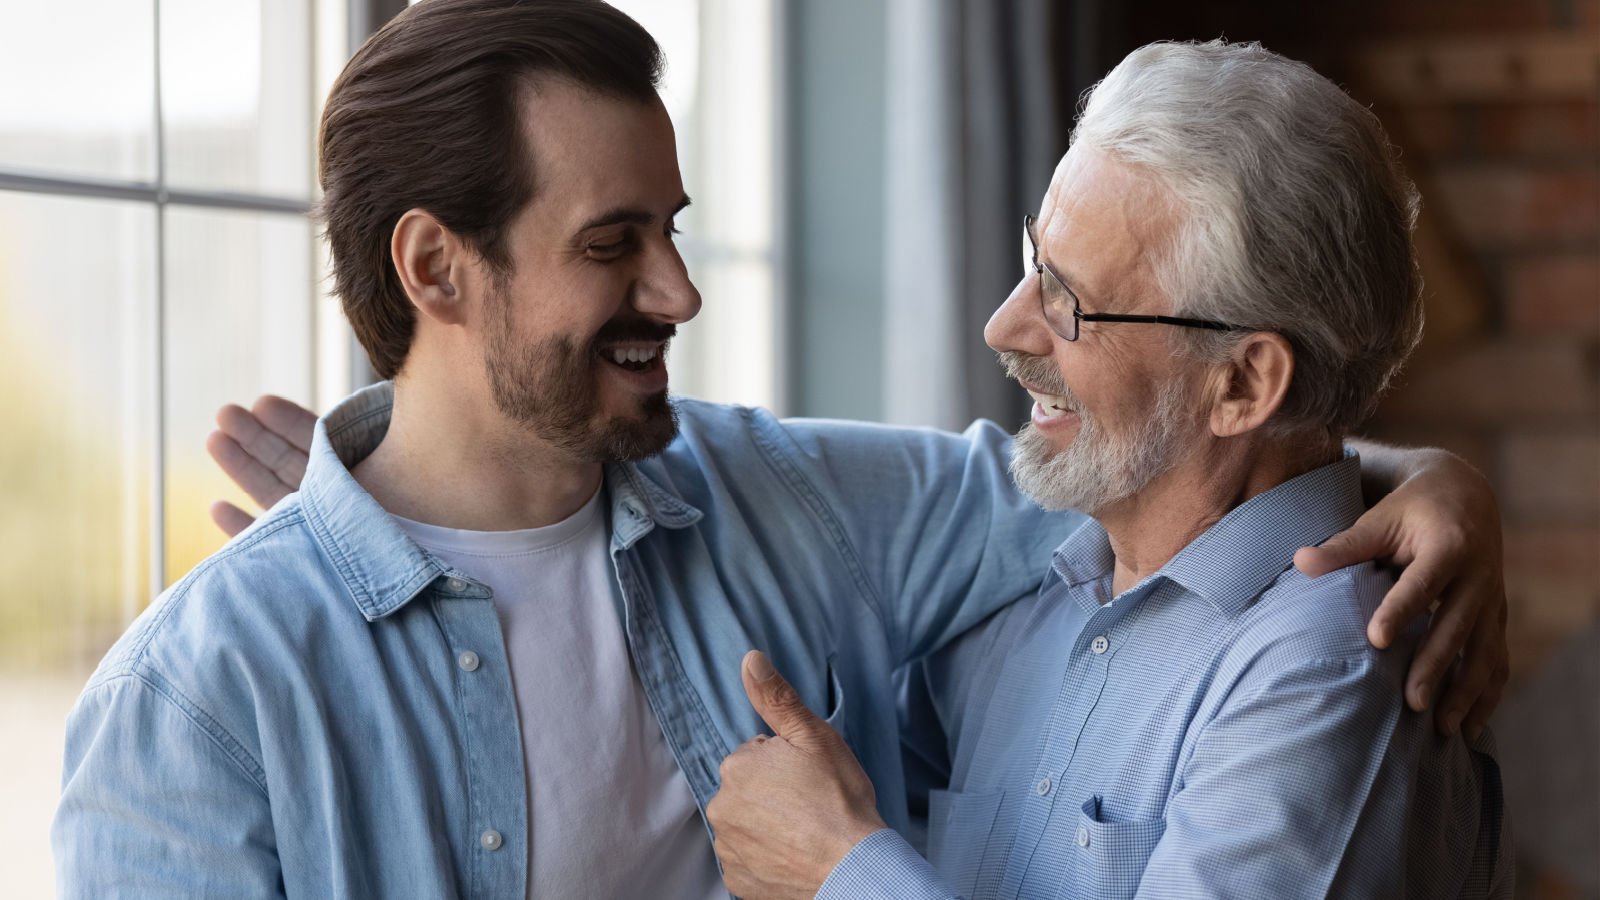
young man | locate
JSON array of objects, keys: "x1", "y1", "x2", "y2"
[{"x1": 57, "y1": 3, "x2": 1508, "y2": 897}]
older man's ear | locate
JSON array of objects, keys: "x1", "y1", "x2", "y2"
[{"x1": 1207, "y1": 332, "x2": 1295, "y2": 438}]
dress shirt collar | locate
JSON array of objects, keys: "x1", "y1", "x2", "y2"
[{"x1": 1050, "y1": 450, "x2": 1366, "y2": 617}]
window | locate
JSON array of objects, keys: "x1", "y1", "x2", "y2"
[{"x1": 0, "y1": 2, "x2": 350, "y2": 893}]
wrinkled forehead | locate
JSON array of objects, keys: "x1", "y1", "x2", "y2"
[{"x1": 1032, "y1": 146, "x2": 1179, "y2": 311}]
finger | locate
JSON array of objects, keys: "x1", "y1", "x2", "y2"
[
  {"x1": 1461, "y1": 665, "x2": 1506, "y2": 742},
  {"x1": 1436, "y1": 599, "x2": 1505, "y2": 736},
  {"x1": 209, "y1": 500, "x2": 256, "y2": 538},
  {"x1": 251, "y1": 395, "x2": 318, "y2": 455},
  {"x1": 1367, "y1": 558, "x2": 1448, "y2": 650},
  {"x1": 216, "y1": 405, "x2": 309, "y2": 494},
  {"x1": 1440, "y1": 602, "x2": 1497, "y2": 736},
  {"x1": 1294, "y1": 513, "x2": 1401, "y2": 581},
  {"x1": 242, "y1": 399, "x2": 313, "y2": 486},
  {"x1": 206, "y1": 429, "x2": 296, "y2": 509},
  {"x1": 1404, "y1": 587, "x2": 1480, "y2": 716},
  {"x1": 740, "y1": 650, "x2": 827, "y2": 745}
]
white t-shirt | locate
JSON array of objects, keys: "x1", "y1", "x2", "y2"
[{"x1": 394, "y1": 491, "x2": 723, "y2": 900}]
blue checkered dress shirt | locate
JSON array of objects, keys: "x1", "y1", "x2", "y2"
[{"x1": 820, "y1": 454, "x2": 1512, "y2": 899}]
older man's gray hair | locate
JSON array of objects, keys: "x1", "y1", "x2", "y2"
[{"x1": 1072, "y1": 39, "x2": 1424, "y2": 439}]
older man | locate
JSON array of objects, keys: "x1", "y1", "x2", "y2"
[{"x1": 708, "y1": 41, "x2": 1511, "y2": 899}]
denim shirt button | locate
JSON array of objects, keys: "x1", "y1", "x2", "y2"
[
  {"x1": 480, "y1": 829, "x2": 503, "y2": 851},
  {"x1": 446, "y1": 577, "x2": 467, "y2": 593},
  {"x1": 457, "y1": 651, "x2": 480, "y2": 672}
]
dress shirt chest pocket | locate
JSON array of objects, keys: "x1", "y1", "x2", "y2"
[
  {"x1": 1059, "y1": 795, "x2": 1166, "y2": 900},
  {"x1": 926, "y1": 788, "x2": 1005, "y2": 897}
]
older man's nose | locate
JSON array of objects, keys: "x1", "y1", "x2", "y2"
[{"x1": 986, "y1": 275, "x2": 1055, "y2": 358}]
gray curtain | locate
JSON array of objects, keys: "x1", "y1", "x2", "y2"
[{"x1": 882, "y1": 0, "x2": 1073, "y2": 431}]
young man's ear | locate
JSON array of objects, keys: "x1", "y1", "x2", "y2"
[
  {"x1": 391, "y1": 209, "x2": 467, "y2": 324},
  {"x1": 1209, "y1": 332, "x2": 1294, "y2": 438}
]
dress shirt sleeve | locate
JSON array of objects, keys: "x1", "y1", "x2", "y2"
[
  {"x1": 1135, "y1": 654, "x2": 1407, "y2": 899},
  {"x1": 53, "y1": 674, "x2": 283, "y2": 899},
  {"x1": 817, "y1": 828, "x2": 960, "y2": 900},
  {"x1": 770, "y1": 415, "x2": 1081, "y2": 666}
]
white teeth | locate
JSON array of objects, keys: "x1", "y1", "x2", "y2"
[
  {"x1": 607, "y1": 345, "x2": 661, "y2": 365},
  {"x1": 1026, "y1": 389, "x2": 1073, "y2": 416}
]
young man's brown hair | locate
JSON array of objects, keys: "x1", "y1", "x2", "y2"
[{"x1": 319, "y1": 0, "x2": 664, "y2": 379}]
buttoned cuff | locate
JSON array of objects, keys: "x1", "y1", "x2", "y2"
[{"x1": 816, "y1": 828, "x2": 954, "y2": 900}]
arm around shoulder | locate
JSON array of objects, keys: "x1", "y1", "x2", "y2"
[{"x1": 770, "y1": 414, "x2": 1078, "y2": 663}]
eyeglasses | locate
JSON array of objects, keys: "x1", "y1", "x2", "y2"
[{"x1": 1023, "y1": 214, "x2": 1248, "y2": 342}]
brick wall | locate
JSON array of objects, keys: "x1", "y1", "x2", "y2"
[{"x1": 1340, "y1": 5, "x2": 1600, "y2": 681}]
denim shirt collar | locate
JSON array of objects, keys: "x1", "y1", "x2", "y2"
[
  {"x1": 298, "y1": 381, "x2": 704, "y2": 621},
  {"x1": 604, "y1": 460, "x2": 704, "y2": 550},
  {"x1": 1050, "y1": 450, "x2": 1366, "y2": 618}
]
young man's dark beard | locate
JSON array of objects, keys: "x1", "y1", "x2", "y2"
[{"x1": 484, "y1": 299, "x2": 678, "y2": 462}]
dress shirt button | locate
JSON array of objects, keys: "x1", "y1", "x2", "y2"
[
  {"x1": 1035, "y1": 776, "x2": 1052, "y2": 796},
  {"x1": 446, "y1": 577, "x2": 467, "y2": 593},
  {"x1": 1091, "y1": 635, "x2": 1110, "y2": 655},
  {"x1": 457, "y1": 651, "x2": 480, "y2": 672},
  {"x1": 480, "y1": 829, "x2": 503, "y2": 851},
  {"x1": 1076, "y1": 826, "x2": 1090, "y2": 848}
]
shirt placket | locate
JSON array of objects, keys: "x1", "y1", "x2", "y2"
[
  {"x1": 428, "y1": 576, "x2": 528, "y2": 899},
  {"x1": 609, "y1": 540, "x2": 729, "y2": 825},
  {"x1": 999, "y1": 584, "x2": 1132, "y2": 900}
]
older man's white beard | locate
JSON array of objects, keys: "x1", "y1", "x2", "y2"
[{"x1": 1010, "y1": 378, "x2": 1195, "y2": 515}]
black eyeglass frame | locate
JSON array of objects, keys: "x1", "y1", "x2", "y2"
[{"x1": 1023, "y1": 214, "x2": 1249, "y2": 342}]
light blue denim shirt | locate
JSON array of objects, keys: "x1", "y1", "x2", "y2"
[
  {"x1": 53, "y1": 382, "x2": 1075, "y2": 898},
  {"x1": 822, "y1": 454, "x2": 1513, "y2": 900}
]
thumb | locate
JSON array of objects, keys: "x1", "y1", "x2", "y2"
[
  {"x1": 741, "y1": 650, "x2": 828, "y2": 747},
  {"x1": 1295, "y1": 514, "x2": 1395, "y2": 579}
]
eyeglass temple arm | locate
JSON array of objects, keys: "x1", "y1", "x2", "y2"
[{"x1": 1076, "y1": 312, "x2": 1247, "y2": 332}]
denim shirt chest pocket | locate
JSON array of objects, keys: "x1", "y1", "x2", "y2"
[
  {"x1": 926, "y1": 788, "x2": 1006, "y2": 898},
  {"x1": 821, "y1": 657, "x2": 849, "y2": 740},
  {"x1": 1059, "y1": 795, "x2": 1166, "y2": 900}
]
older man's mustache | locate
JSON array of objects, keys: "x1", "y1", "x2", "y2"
[{"x1": 999, "y1": 351, "x2": 1077, "y2": 400}]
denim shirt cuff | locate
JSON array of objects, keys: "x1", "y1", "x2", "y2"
[{"x1": 816, "y1": 828, "x2": 954, "y2": 899}]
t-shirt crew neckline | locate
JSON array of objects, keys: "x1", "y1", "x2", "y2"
[{"x1": 388, "y1": 487, "x2": 604, "y2": 558}]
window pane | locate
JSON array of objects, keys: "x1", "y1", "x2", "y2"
[
  {"x1": 688, "y1": 0, "x2": 775, "y2": 252},
  {"x1": 164, "y1": 207, "x2": 315, "y2": 584},
  {"x1": 0, "y1": 2, "x2": 156, "y2": 182},
  {"x1": 161, "y1": 0, "x2": 314, "y2": 199},
  {"x1": 0, "y1": 192, "x2": 156, "y2": 898},
  {"x1": 671, "y1": 259, "x2": 776, "y2": 407},
  {"x1": 0, "y1": 192, "x2": 155, "y2": 664}
]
